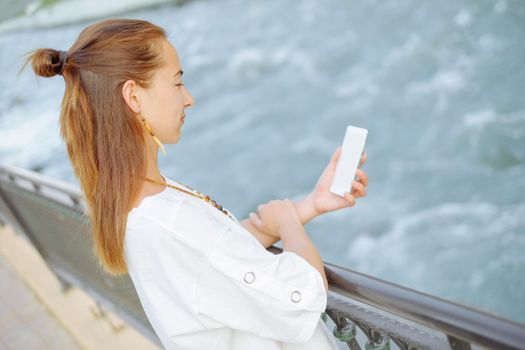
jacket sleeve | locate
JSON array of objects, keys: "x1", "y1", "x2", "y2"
[{"x1": 190, "y1": 212, "x2": 327, "y2": 344}]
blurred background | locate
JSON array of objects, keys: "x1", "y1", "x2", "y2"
[{"x1": 0, "y1": 0, "x2": 524, "y2": 330}]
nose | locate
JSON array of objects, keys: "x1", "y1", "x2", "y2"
[{"x1": 182, "y1": 85, "x2": 194, "y2": 108}]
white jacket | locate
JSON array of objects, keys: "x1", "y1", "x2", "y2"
[{"x1": 124, "y1": 175, "x2": 339, "y2": 350}]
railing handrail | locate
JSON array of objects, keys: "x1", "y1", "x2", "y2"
[
  {"x1": 2, "y1": 162, "x2": 525, "y2": 350},
  {"x1": 0, "y1": 163, "x2": 81, "y2": 198},
  {"x1": 316, "y1": 249, "x2": 524, "y2": 350}
]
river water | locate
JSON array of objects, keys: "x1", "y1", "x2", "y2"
[{"x1": 0, "y1": 0, "x2": 524, "y2": 325}]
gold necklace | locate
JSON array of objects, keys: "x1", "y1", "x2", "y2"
[{"x1": 141, "y1": 176, "x2": 237, "y2": 222}]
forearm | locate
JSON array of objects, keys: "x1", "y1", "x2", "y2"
[
  {"x1": 240, "y1": 193, "x2": 320, "y2": 249},
  {"x1": 294, "y1": 192, "x2": 319, "y2": 225},
  {"x1": 240, "y1": 218, "x2": 279, "y2": 249},
  {"x1": 280, "y1": 225, "x2": 328, "y2": 291}
]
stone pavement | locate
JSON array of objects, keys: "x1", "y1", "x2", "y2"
[
  {"x1": 0, "y1": 252, "x2": 81, "y2": 349},
  {"x1": 0, "y1": 224, "x2": 159, "y2": 350}
]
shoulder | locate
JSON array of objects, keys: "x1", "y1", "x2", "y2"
[
  {"x1": 126, "y1": 196, "x2": 230, "y2": 258},
  {"x1": 128, "y1": 193, "x2": 220, "y2": 228}
]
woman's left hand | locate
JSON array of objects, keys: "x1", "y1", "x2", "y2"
[{"x1": 308, "y1": 146, "x2": 368, "y2": 216}]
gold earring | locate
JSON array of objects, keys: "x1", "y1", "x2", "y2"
[{"x1": 140, "y1": 114, "x2": 167, "y2": 156}]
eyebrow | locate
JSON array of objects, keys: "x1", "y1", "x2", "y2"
[{"x1": 173, "y1": 69, "x2": 184, "y2": 78}]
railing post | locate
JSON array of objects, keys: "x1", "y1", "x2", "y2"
[
  {"x1": 363, "y1": 328, "x2": 391, "y2": 350},
  {"x1": 447, "y1": 335, "x2": 471, "y2": 349},
  {"x1": 326, "y1": 308, "x2": 361, "y2": 349}
]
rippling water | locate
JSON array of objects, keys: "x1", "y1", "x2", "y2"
[{"x1": 0, "y1": 0, "x2": 524, "y2": 324}]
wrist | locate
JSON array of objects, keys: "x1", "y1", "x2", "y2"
[
  {"x1": 294, "y1": 193, "x2": 320, "y2": 225},
  {"x1": 278, "y1": 222, "x2": 307, "y2": 240}
]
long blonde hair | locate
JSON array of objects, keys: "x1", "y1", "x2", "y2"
[{"x1": 20, "y1": 18, "x2": 167, "y2": 275}]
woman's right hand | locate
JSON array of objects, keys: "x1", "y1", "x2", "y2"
[{"x1": 248, "y1": 199, "x2": 303, "y2": 239}]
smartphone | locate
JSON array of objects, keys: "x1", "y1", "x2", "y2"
[{"x1": 330, "y1": 125, "x2": 368, "y2": 197}]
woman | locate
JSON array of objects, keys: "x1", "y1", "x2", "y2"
[{"x1": 22, "y1": 18, "x2": 368, "y2": 349}]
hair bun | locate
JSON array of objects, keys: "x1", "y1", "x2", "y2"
[{"x1": 21, "y1": 48, "x2": 69, "y2": 78}]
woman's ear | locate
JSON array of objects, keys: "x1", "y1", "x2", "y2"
[{"x1": 122, "y1": 80, "x2": 141, "y2": 114}]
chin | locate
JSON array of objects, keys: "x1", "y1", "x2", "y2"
[{"x1": 171, "y1": 133, "x2": 182, "y2": 144}]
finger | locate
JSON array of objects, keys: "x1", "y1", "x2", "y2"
[
  {"x1": 249, "y1": 212, "x2": 262, "y2": 227},
  {"x1": 351, "y1": 180, "x2": 365, "y2": 193},
  {"x1": 343, "y1": 191, "x2": 356, "y2": 206},
  {"x1": 358, "y1": 152, "x2": 367, "y2": 168},
  {"x1": 357, "y1": 169, "x2": 368, "y2": 186},
  {"x1": 331, "y1": 146, "x2": 342, "y2": 163},
  {"x1": 350, "y1": 187, "x2": 363, "y2": 198},
  {"x1": 355, "y1": 169, "x2": 368, "y2": 186},
  {"x1": 351, "y1": 180, "x2": 367, "y2": 197}
]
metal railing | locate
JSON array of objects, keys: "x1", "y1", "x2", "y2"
[{"x1": 1, "y1": 163, "x2": 524, "y2": 350}]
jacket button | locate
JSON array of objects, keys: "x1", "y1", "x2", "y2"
[
  {"x1": 291, "y1": 290, "x2": 302, "y2": 303},
  {"x1": 243, "y1": 271, "x2": 255, "y2": 284}
]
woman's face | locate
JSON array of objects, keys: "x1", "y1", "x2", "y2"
[{"x1": 133, "y1": 38, "x2": 194, "y2": 144}]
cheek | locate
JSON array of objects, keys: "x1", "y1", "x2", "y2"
[
  {"x1": 151, "y1": 84, "x2": 183, "y2": 122},
  {"x1": 160, "y1": 88, "x2": 183, "y2": 109}
]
